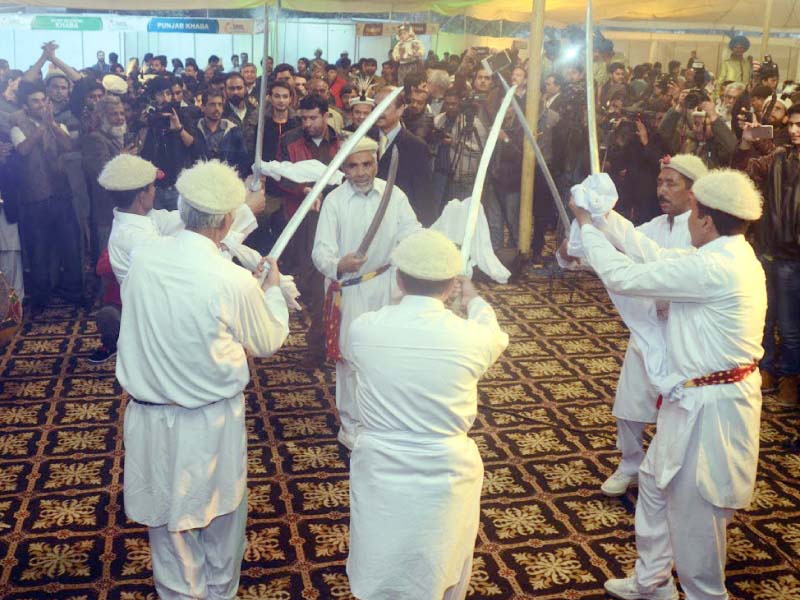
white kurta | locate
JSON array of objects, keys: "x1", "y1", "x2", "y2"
[
  {"x1": 312, "y1": 179, "x2": 421, "y2": 436},
  {"x1": 0, "y1": 208, "x2": 23, "y2": 300},
  {"x1": 107, "y1": 204, "x2": 256, "y2": 284},
  {"x1": 347, "y1": 295, "x2": 508, "y2": 599},
  {"x1": 580, "y1": 225, "x2": 766, "y2": 509},
  {"x1": 613, "y1": 211, "x2": 693, "y2": 423},
  {"x1": 117, "y1": 230, "x2": 289, "y2": 531}
]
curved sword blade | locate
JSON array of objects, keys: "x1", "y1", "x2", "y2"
[{"x1": 355, "y1": 145, "x2": 398, "y2": 259}]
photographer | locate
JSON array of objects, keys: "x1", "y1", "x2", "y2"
[
  {"x1": 432, "y1": 87, "x2": 487, "y2": 203},
  {"x1": 138, "y1": 76, "x2": 195, "y2": 210},
  {"x1": 733, "y1": 107, "x2": 800, "y2": 404},
  {"x1": 604, "y1": 108, "x2": 665, "y2": 224},
  {"x1": 402, "y1": 73, "x2": 435, "y2": 144},
  {"x1": 658, "y1": 85, "x2": 737, "y2": 168}
]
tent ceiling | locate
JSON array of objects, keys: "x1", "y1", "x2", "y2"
[{"x1": 0, "y1": 0, "x2": 792, "y2": 28}]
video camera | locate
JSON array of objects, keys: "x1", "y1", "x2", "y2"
[
  {"x1": 146, "y1": 101, "x2": 180, "y2": 132},
  {"x1": 760, "y1": 55, "x2": 779, "y2": 81},
  {"x1": 460, "y1": 92, "x2": 486, "y2": 128}
]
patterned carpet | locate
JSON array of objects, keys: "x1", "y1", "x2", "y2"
[{"x1": 0, "y1": 268, "x2": 799, "y2": 600}]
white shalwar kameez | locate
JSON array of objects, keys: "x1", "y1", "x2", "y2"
[
  {"x1": 579, "y1": 220, "x2": 766, "y2": 600},
  {"x1": 312, "y1": 178, "x2": 421, "y2": 444},
  {"x1": 0, "y1": 206, "x2": 23, "y2": 300},
  {"x1": 347, "y1": 295, "x2": 508, "y2": 600},
  {"x1": 612, "y1": 210, "x2": 693, "y2": 476},
  {"x1": 107, "y1": 204, "x2": 256, "y2": 283},
  {"x1": 117, "y1": 230, "x2": 289, "y2": 600}
]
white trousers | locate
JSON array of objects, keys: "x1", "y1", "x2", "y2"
[
  {"x1": 633, "y1": 435, "x2": 734, "y2": 600},
  {"x1": 616, "y1": 419, "x2": 646, "y2": 476},
  {"x1": 336, "y1": 360, "x2": 361, "y2": 437},
  {"x1": 147, "y1": 498, "x2": 247, "y2": 600}
]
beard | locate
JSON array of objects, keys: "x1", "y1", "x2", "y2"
[
  {"x1": 350, "y1": 179, "x2": 373, "y2": 194},
  {"x1": 102, "y1": 120, "x2": 127, "y2": 142},
  {"x1": 229, "y1": 95, "x2": 244, "y2": 107}
]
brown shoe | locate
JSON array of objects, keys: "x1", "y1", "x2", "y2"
[
  {"x1": 761, "y1": 370, "x2": 777, "y2": 393},
  {"x1": 778, "y1": 375, "x2": 799, "y2": 404}
]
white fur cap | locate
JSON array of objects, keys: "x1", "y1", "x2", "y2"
[
  {"x1": 693, "y1": 169, "x2": 762, "y2": 221},
  {"x1": 347, "y1": 136, "x2": 378, "y2": 157},
  {"x1": 660, "y1": 153, "x2": 708, "y2": 181},
  {"x1": 102, "y1": 74, "x2": 128, "y2": 95},
  {"x1": 175, "y1": 160, "x2": 246, "y2": 215},
  {"x1": 392, "y1": 229, "x2": 462, "y2": 281},
  {"x1": 97, "y1": 154, "x2": 158, "y2": 191},
  {"x1": 570, "y1": 172, "x2": 618, "y2": 217}
]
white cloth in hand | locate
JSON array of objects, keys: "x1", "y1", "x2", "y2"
[
  {"x1": 432, "y1": 198, "x2": 510, "y2": 284},
  {"x1": 566, "y1": 173, "x2": 618, "y2": 258},
  {"x1": 225, "y1": 242, "x2": 302, "y2": 311},
  {"x1": 259, "y1": 159, "x2": 345, "y2": 186}
]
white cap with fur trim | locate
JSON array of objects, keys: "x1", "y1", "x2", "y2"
[
  {"x1": 392, "y1": 229, "x2": 462, "y2": 281},
  {"x1": 660, "y1": 153, "x2": 708, "y2": 182},
  {"x1": 347, "y1": 136, "x2": 378, "y2": 158},
  {"x1": 692, "y1": 169, "x2": 762, "y2": 221},
  {"x1": 176, "y1": 160, "x2": 246, "y2": 215},
  {"x1": 102, "y1": 74, "x2": 128, "y2": 96},
  {"x1": 98, "y1": 155, "x2": 158, "y2": 191}
]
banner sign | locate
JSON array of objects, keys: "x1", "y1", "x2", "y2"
[
  {"x1": 356, "y1": 22, "x2": 439, "y2": 37},
  {"x1": 148, "y1": 18, "x2": 220, "y2": 34},
  {"x1": 31, "y1": 16, "x2": 103, "y2": 31},
  {"x1": 219, "y1": 19, "x2": 254, "y2": 35}
]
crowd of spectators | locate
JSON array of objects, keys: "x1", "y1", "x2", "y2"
[{"x1": 0, "y1": 33, "x2": 798, "y2": 407}]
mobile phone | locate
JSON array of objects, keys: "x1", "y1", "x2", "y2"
[
  {"x1": 482, "y1": 51, "x2": 512, "y2": 76},
  {"x1": 749, "y1": 124, "x2": 774, "y2": 140}
]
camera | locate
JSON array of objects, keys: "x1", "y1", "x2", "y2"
[
  {"x1": 691, "y1": 60, "x2": 706, "y2": 90},
  {"x1": 460, "y1": 92, "x2": 485, "y2": 126},
  {"x1": 621, "y1": 107, "x2": 657, "y2": 121},
  {"x1": 656, "y1": 74, "x2": 676, "y2": 91},
  {"x1": 146, "y1": 101, "x2": 180, "y2": 132}
]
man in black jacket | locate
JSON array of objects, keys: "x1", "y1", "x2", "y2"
[
  {"x1": 374, "y1": 86, "x2": 435, "y2": 225},
  {"x1": 191, "y1": 91, "x2": 250, "y2": 178},
  {"x1": 223, "y1": 72, "x2": 259, "y2": 156}
]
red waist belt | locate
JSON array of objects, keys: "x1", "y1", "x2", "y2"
[
  {"x1": 656, "y1": 362, "x2": 759, "y2": 409},
  {"x1": 323, "y1": 264, "x2": 390, "y2": 362}
]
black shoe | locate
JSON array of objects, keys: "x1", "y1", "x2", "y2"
[{"x1": 88, "y1": 345, "x2": 116, "y2": 364}]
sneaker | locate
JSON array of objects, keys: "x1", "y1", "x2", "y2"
[
  {"x1": 601, "y1": 471, "x2": 637, "y2": 497},
  {"x1": 88, "y1": 346, "x2": 116, "y2": 364},
  {"x1": 604, "y1": 576, "x2": 679, "y2": 600}
]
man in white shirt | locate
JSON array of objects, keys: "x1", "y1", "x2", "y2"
[
  {"x1": 312, "y1": 136, "x2": 421, "y2": 448},
  {"x1": 346, "y1": 229, "x2": 508, "y2": 600},
  {"x1": 570, "y1": 169, "x2": 765, "y2": 600},
  {"x1": 116, "y1": 161, "x2": 290, "y2": 600},
  {"x1": 600, "y1": 154, "x2": 708, "y2": 496},
  {"x1": 103, "y1": 154, "x2": 263, "y2": 284}
]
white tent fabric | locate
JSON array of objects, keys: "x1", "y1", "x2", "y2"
[{"x1": 0, "y1": 0, "x2": 792, "y2": 29}]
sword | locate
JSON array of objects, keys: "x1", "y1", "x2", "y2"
[
  {"x1": 460, "y1": 84, "x2": 517, "y2": 274},
  {"x1": 586, "y1": 0, "x2": 601, "y2": 175},
  {"x1": 268, "y1": 86, "x2": 404, "y2": 261},
  {"x1": 249, "y1": 3, "x2": 270, "y2": 192},
  {"x1": 355, "y1": 146, "x2": 398, "y2": 259}
]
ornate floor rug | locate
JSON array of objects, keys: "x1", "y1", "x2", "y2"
[{"x1": 0, "y1": 269, "x2": 798, "y2": 600}]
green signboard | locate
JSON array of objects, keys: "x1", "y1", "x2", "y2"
[{"x1": 31, "y1": 16, "x2": 103, "y2": 32}]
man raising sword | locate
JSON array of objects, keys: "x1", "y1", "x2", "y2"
[{"x1": 312, "y1": 139, "x2": 420, "y2": 448}]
